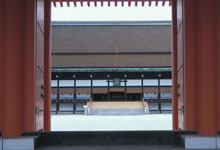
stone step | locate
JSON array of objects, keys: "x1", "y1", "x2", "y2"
[
  {"x1": 0, "y1": 136, "x2": 39, "y2": 150},
  {"x1": 22, "y1": 131, "x2": 197, "y2": 149},
  {"x1": 36, "y1": 145, "x2": 184, "y2": 150},
  {"x1": 89, "y1": 107, "x2": 145, "y2": 115}
]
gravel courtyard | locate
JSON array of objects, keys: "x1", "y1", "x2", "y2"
[{"x1": 51, "y1": 114, "x2": 172, "y2": 131}]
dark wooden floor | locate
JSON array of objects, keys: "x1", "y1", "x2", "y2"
[
  {"x1": 37, "y1": 145, "x2": 184, "y2": 150},
  {"x1": 23, "y1": 131, "x2": 197, "y2": 150}
]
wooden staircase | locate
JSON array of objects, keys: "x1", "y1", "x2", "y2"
[{"x1": 85, "y1": 100, "x2": 149, "y2": 115}]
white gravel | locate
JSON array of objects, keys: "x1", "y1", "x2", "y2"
[{"x1": 51, "y1": 114, "x2": 172, "y2": 131}]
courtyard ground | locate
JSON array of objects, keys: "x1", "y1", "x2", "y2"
[{"x1": 51, "y1": 113, "x2": 172, "y2": 131}]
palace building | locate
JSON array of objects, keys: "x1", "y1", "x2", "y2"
[{"x1": 51, "y1": 21, "x2": 172, "y2": 114}]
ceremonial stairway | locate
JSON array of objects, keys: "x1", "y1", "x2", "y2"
[{"x1": 86, "y1": 101, "x2": 149, "y2": 115}]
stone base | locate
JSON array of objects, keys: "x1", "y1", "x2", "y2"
[
  {"x1": 2, "y1": 136, "x2": 38, "y2": 150},
  {"x1": 181, "y1": 135, "x2": 219, "y2": 149},
  {"x1": 218, "y1": 137, "x2": 220, "y2": 149},
  {"x1": 0, "y1": 138, "x2": 2, "y2": 150}
]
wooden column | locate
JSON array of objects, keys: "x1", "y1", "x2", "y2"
[
  {"x1": 73, "y1": 76, "x2": 76, "y2": 114},
  {"x1": 158, "y1": 74, "x2": 161, "y2": 113},
  {"x1": 177, "y1": 0, "x2": 219, "y2": 135},
  {"x1": 23, "y1": 0, "x2": 36, "y2": 132},
  {"x1": 1, "y1": 0, "x2": 45, "y2": 135},
  {"x1": 56, "y1": 76, "x2": 60, "y2": 114},
  {"x1": 217, "y1": 0, "x2": 220, "y2": 131},
  {"x1": 90, "y1": 75, "x2": 93, "y2": 99},
  {"x1": 44, "y1": 0, "x2": 51, "y2": 131},
  {"x1": 0, "y1": 0, "x2": 4, "y2": 133},
  {"x1": 194, "y1": 0, "x2": 217, "y2": 135},
  {"x1": 171, "y1": 0, "x2": 178, "y2": 130},
  {"x1": 124, "y1": 75, "x2": 127, "y2": 101},
  {"x1": 183, "y1": 0, "x2": 197, "y2": 131},
  {"x1": 107, "y1": 75, "x2": 110, "y2": 101},
  {"x1": 141, "y1": 75, "x2": 144, "y2": 99},
  {"x1": 2, "y1": 0, "x2": 26, "y2": 137}
]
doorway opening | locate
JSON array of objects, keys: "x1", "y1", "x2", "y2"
[{"x1": 50, "y1": 1, "x2": 172, "y2": 131}]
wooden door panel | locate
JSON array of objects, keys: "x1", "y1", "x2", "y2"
[
  {"x1": 177, "y1": 0, "x2": 183, "y2": 70},
  {"x1": 177, "y1": 0, "x2": 185, "y2": 130},
  {"x1": 35, "y1": 68, "x2": 44, "y2": 131},
  {"x1": 177, "y1": 25, "x2": 183, "y2": 70},
  {"x1": 36, "y1": 26, "x2": 44, "y2": 72},
  {"x1": 35, "y1": 0, "x2": 44, "y2": 131},
  {"x1": 177, "y1": 0, "x2": 183, "y2": 30},
  {"x1": 36, "y1": 0, "x2": 44, "y2": 72},
  {"x1": 178, "y1": 67, "x2": 184, "y2": 130},
  {"x1": 37, "y1": 0, "x2": 44, "y2": 34}
]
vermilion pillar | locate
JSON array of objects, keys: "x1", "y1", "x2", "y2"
[
  {"x1": 0, "y1": 0, "x2": 4, "y2": 133},
  {"x1": 2, "y1": 0, "x2": 25, "y2": 137},
  {"x1": 194, "y1": 0, "x2": 217, "y2": 135},
  {"x1": 184, "y1": 0, "x2": 196, "y2": 131},
  {"x1": 216, "y1": 0, "x2": 220, "y2": 131},
  {"x1": 24, "y1": 0, "x2": 36, "y2": 132},
  {"x1": 171, "y1": 0, "x2": 178, "y2": 130},
  {"x1": 44, "y1": 0, "x2": 52, "y2": 131},
  {"x1": 1, "y1": 0, "x2": 38, "y2": 136},
  {"x1": 178, "y1": 0, "x2": 219, "y2": 135}
]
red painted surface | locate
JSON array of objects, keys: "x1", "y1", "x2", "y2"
[
  {"x1": 177, "y1": 0, "x2": 219, "y2": 135},
  {"x1": 183, "y1": 0, "x2": 196, "y2": 131},
  {"x1": 24, "y1": 0, "x2": 36, "y2": 132},
  {"x1": 180, "y1": 0, "x2": 219, "y2": 135},
  {"x1": 217, "y1": 0, "x2": 220, "y2": 131},
  {"x1": 0, "y1": 0, "x2": 3, "y2": 133},
  {"x1": 171, "y1": 0, "x2": 178, "y2": 130},
  {"x1": 2, "y1": 0, "x2": 25, "y2": 137},
  {"x1": 1, "y1": 0, "x2": 45, "y2": 136},
  {"x1": 44, "y1": 0, "x2": 52, "y2": 131},
  {"x1": 194, "y1": 0, "x2": 217, "y2": 135}
]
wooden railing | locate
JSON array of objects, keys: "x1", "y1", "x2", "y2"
[
  {"x1": 142, "y1": 97, "x2": 149, "y2": 114},
  {"x1": 87, "y1": 97, "x2": 93, "y2": 113}
]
